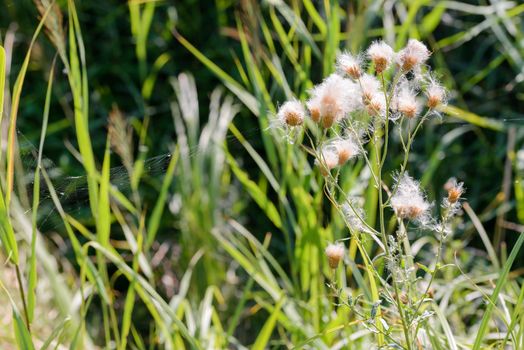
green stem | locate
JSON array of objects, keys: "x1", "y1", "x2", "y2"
[
  {"x1": 15, "y1": 264, "x2": 31, "y2": 333},
  {"x1": 377, "y1": 71, "x2": 412, "y2": 348}
]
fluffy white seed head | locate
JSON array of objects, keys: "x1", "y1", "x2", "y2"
[
  {"x1": 442, "y1": 178, "x2": 465, "y2": 218},
  {"x1": 365, "y1": 92, "x2": 386, "y2": 118},
  {"x1": 425, "y1": 78, "x2": 447, "y2": 109},
  {"x1": 391, "y1": 173, "x2": 432, "y2": 224},
  {"x1": 341, "y1": 200, "x2": 369, "y2": 233},
  {"x1": 276, "y1": 100, "x2": 305, "y2": 127},
  {"x1": 444, "y1": 177, "x2": 464, "y2": 204},
  {"x1": 336, "y1": 52, "x2": 363, "y2": 79},
  {"x1": 325, "y1": 243, "x2": 345, "y2": 269},
  {"x1": 308, "y1": 74, "x2": 360, "y2": 128},
  {"x1": 316, "y1": 146, "x2": 339, "y2": 176},
  {"x1": 367, "y1": 41, "x2": 395, "y2": 74},
  {"x1": 393, "y1": 82, "x2": 421, "y2": 119},
  {"x1": 359, "y1": 74, "x2": 381, "y2": 102},
  {"x1": 332, "y1": 137, "x2": 360, "y2": 165},
  {"x1": 306, "y1": 95, "x2": 321, "y2": 123},
  {"x1": 397, "y1": 39, "x2": 431, "y2": 72}
]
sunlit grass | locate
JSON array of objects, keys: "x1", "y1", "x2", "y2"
[{"x1": 0, "y1": 0, "x2": 522, "y2": 349}]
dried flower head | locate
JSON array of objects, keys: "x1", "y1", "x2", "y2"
[
  {"x1": 444, "y1": 178, "x2": 464, "y2": 204},
  {"x1": 276, "y1": 100, "x2": 305, "y2": 127},
  {"x1": 308, "y1": 74, "x2": 360, "y2": 128},
  {"x1": 306, "y1": 96, "x2": 321, "y2": 123},
  {"x1": 331, "y1": 137, "x2": 360, "y2": 165},
  {"x1": 336, "y1": 52, "x2": 362, "y2": 79},
  {"x1": 391, "y1": 173, "x2": 432, "y2": 224},
  {"x1": 359, "y1": 74, "x2": 381, "y2": 102},
  {"x1": 367, "y1": 41, "x2": 395, "y2": 74},
  {"x1": 425, "y1": 78, "x2": 447, "y2": 109},
  {"x1": 365, "y1": 92, "x2": 386, "y2": 117},
  {"x1": 325, "y1": 243, "x2": 345, "y2": 269},
  {"x1": 393, "y1": 81, "x2": 420, "y2": 119},
  {"x1": 397, "y1": 39, "x2": 431, "y2": 72},
  {"x1": 316, "y1": 146, "x2": 339, "y2": 176}
]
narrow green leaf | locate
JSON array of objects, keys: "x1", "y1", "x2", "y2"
[
  {"x1": 251, "y1": 298, "x2": 284, "y2": 350},
  {"x1": 13, "y1": 308, "x2": 35, "y2": 350},
  {"x1": 226, "y1": 153, "x2": 282, "y2": 229},
  {"x1": 28, "y1": 57, "x2": 57, "y2": 323},
  {"x1": 146, "y1": 147, "x2": 179, "y2": 249},
  {"x1": 472, "y1": 232, "x2": 524, "y2": 350},
  {"x1": 442, "y1": 105, "x2": 506, "y2": 131},
  {"x1": 40, "y1": 317, "x2": 70, "y2": 350},
  {"x1": 97, "y1": 140, "x2": 111, "y2": 247}
]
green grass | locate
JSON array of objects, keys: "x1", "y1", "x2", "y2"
[{"x1": 0, "y1": 0, "x2": 522, "y2": 349}]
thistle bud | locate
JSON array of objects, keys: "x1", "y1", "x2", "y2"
[{"x1": 325, "y1": 243, "x2": 345, "y2": 269}]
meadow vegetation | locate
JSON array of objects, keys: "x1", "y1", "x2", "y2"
[{"x1": 0, "y1": 0, "x2": 523, "y2": 349}]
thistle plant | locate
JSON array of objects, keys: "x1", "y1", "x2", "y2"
[{"x1": 275, "y1": 39, "x2": 463, "y2": 349}]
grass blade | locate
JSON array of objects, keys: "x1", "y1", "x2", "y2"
[
  {"x1": 472, "y1": 232, "x2": 524, "y2": 350},
  {"x1": 28, "y1": 57, "x2": 57, "y2": 323},
  {"x1": 251, "y1": 297, "x2": 284, "y2": 350},
  {"x1": 13, "y1": 307, "x2": 35, "y2": 350}
]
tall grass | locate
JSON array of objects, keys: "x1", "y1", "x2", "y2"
[{"x1": 0, "y1": 0, "x2": 522, "y2": 349}]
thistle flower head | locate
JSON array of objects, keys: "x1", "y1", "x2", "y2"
[
  {"x1": 425, "y1": 76, "x2": 447, "y2": 109},
  {"x1": 359, "y1": 74, "x2": 381, "y2": 102},
  {"x1": 332, "y1": 136, "x2": 360, "y2": 165},
  {"x1": 365, "y1": 92, "x2": 386, "y2": 118},
  {"x1": 391, "y1": 173, "x2": 432, "y2": 224},
  {"x1": 308, "y1": 74, "x2": 360, "y2": 128},
  {"x1": 444, "y1": 178, "x2": 464, "y2": 204},
  {"x1": 393, "y1": 81, "x2": 421, "y2": 119},
  {"x1": 336, "y1": 51, "x2": 363, "y2": 79},
  {"x1": 397, "y1": 39, "x2": 431, "y2": 72},
  {"x1": 325, "y1": 243, "x2": 345, "y2": 269},
  {"x1": 306, "y1": 95, "x2": 321, "y2": 123},
  {"x1": 316, "y1": 146, "x2": 339, "y2": 176},
  {"x1": 367, "y1": 41, "x2": 395, "y2": 74},
  {"x1": 276, "y1": 100, "x2": 305, "y2": 127}
]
